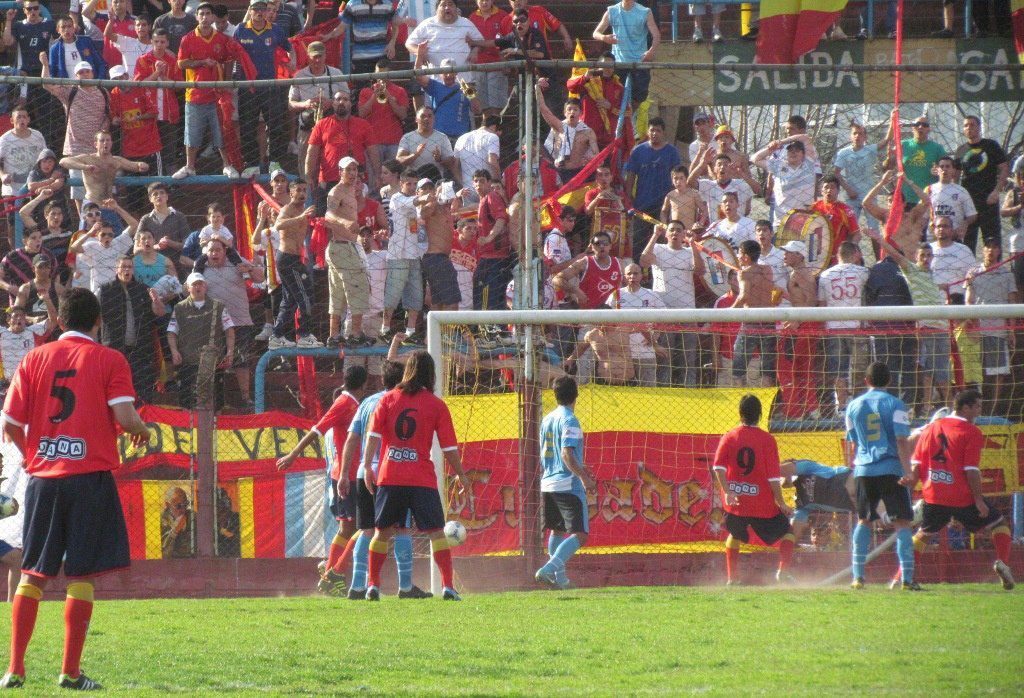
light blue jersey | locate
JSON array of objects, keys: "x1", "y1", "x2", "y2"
[
  {"x1": 845, "y1": 388, "x2": 911, "y2": 477},
  {"x1": 539, "y1": 405, "x2": 585, "y2": 494},
  {"x1": 349, "y1": 390, "x2": 386, "y2": 478}
]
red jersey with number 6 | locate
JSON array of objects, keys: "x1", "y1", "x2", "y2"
[
  {"x1": 713, "y1": 425, "x2": 783, "y2": 517},
  {"x1": 2, "y1": 332, "x2": 136, "y2": 478},
  {"x1": 368, "y1": 387, "x2": 458, "y2": 488},
  {"x1": 912, "y1": 416, "x2": 984, "y2": 507}
]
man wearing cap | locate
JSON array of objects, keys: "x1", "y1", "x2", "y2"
[
  {"x1": 324, "y1": 157, "x2": 373, "y2": 347},
  {"x1": 397, "y1": 106, "x2": 457, "y2": 181},
  {"x1": 689, "y1": 128, "x2": 759, "y2": 213},
  {"x1": 306, "y1": 90, "x2": 375, "y2": 214},
  {"x1": 416, "y1": 57, "x2": 480, "y2": 142},
  {"x1": 687, "y1": 111, "x2": 714, "y2": 166},
  {"x1": 39, "y1": 54, "x2": 111, "y2": 212},
  {"x1": 565, "y1": 52, "x2": 625, "y2": 151},
  {"x1": 175, "y1": 2, "x2": 255, "y2": 180},
  {"x1": 900, "y1": 115, "x2": 946, "y2": 208},
  {"x1": 778, "y1": 240, "x2": 819, "y2": 419},
  {"x1": 416, "y1": 178, "x2": 461, "y2": 320},
  {"x1": 167, "y1": 272, "x2": 236, "y2": 410},
  {"x1": 232, "y1": 0, "x2": 295, "y2": 179},
  {"x1": 98, "y1": 255, "x2": 166, "y2": 404},
  {"x1": 288, "y1": 41, "x2": 347, "y2": 181},
  {"x1": 14, "y1": 253, "x2": 63, "y2": 327}
]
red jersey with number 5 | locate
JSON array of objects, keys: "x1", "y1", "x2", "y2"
[
  {"x1": 912, "y1": 416, "x2": 984, "y2": 507},
  {"x1": 311, "y1": 391, "x2": 359, "y2": 482},
  {"x1": 713, "y1": 425, "x2": 782, "y2": 517},
  {"x1": 368, "y1": 387, "x2": 458, "y2": 488},
  {"x1": 2, "y1": 332, "x2": 136, "y2": 478}
]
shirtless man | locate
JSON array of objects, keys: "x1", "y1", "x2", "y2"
[
  {"x1": 862, "y1": 169, "x2": 932, "y2": 257},
  {"x1": 58, "y1": 131, "x2": 149, "y2": 207},
  {"x1": 779, "y1": 239, "x2": 820, "y2": 418},
  {"x1": 267, "y1": 179, "x2": 321, "y2": 349},
  {"x1": 731, "y1": 239, "x2": 777, "y2": 387},
  {"x1": 536, "y1": 83, "x2": 598, "y2": 183},
  {"x1": 416, "y1": 179, "x2": 461, "y2": 312},
  {"x1": 661, "y1": 165, "x2": 704, "y2": 229},
  {"x1": 570, "y1": 325, "x2": 634, "y2": 385},
  {"x1": 324, "y1": 157, "x2": 372, "y2": 346}
]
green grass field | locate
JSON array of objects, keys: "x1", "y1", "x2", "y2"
[{"x1": 3, "y1": 586, "x2": 1021, "y2": 696}]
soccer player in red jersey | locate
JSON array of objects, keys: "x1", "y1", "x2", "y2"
[
  {"x1": 906, "y1": 389, "x2": 1015, "y2": 590},
  {"x1": 0, "y1": 288, "x2": 151, "y2": 690},
  {"x1": 277, "y1": 366, "x2": 369, "y2": 596},
  {"x1": 712, "y1": 394, "x2": 795, "y2": 585},
  {"x1": 362, "y1": 351, "x2": 473, "y2": 601}
]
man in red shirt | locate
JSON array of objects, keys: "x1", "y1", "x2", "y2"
[
  {"x1": 0, "y1": 288, "x2": 150, "y2": 690},
  {"x1": 811, "y1": 175, "x2": 859, "y2": 265},
  {"x1": 498, "y1": 0, "x2": 571, "y2": 56},
  {"x1": 472, "y1": 169, "x2": 512, "y2": 311},
  {"x1": 907, "y1": 389, "x2": 1015, "y2": 590},
  {"x1": 712, "y1": 394, "x2": 795, "y2": 585},
  {"x1": 305, "y1": 90, "x2": 375, "y2": 217},
  {"x1": 566, "y1": 53, "x2": 626, "y2": 150},
  {"x1": 134, "y1": 28, "x2": 182, "y2": 174},
  {"x1": 277, "y1": 366, "x2": 369, "y2": 596},
  {"x1": 173, "y1": 2, "x2": 254, "y2": 179},
  {"x1": 108, "y1": 65, "x2": 161, "y2": 209},
  {"x1": 357, "y1": 59, "x2": 410, "y2": 166},
  {"x1": 363, "y1": 351, "x2": 473, "y2": 601},
  {"x1": 468, "y1": 0, "x2": 509, "y2": 116},
  {"x1": 552, "y1": 231, "x2": 626, "y2": 310}
]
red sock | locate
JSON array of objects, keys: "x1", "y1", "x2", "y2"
[
  {"x1": 367, "y1": 540, "x2": 388, "y2": 588},
  {"x1": 325, "y1": 532, "x2": 352, "y2": 574},
  {"x1": 8, "y1": 584, "x2": 42, "y2": 677},
  {"x1": 725, "y1": 547, "x2": 739, "y2": 582},
  {"x1": 61, "y1": 583, "x2": 94, "y2": 679},
  {"x1": 993, "y1": 530, "x2": 1011, "y2": 563},
  {"x1": 331, "y1": 534, "x2": 358, "y2": 575},
  {"x1": 432, "y1": 547, "x2": 454, "y2": 589},
  {"x1": 777, "y1": 538, "x2": 794, "y2": 571}
]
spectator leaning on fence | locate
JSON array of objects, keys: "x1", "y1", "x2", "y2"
[{"x1": 167, "y1": 271, "x2": 236, "y2": 410}]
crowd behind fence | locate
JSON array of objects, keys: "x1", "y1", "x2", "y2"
[{"x1": 0, "y1": 0, "x2": 1021, "y2": 575}]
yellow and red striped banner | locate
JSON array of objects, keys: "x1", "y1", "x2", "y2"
[{"x1": 757, "y1": 0, "x2": 849, "y2": 64}]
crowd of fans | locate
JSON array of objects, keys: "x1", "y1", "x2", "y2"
[{"x1": 0, "y1": 0, "x2": 1018, "y2": 419}]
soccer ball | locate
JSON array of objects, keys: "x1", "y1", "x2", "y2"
[
  {"x1": 444, "y1": 520, "x2": 467, "y2": 546},
  {"x1": 0, "y1": 495, "x2": 17, "y2": 519},
  {"x1": 911, "y1": 499, "x2": 924, "y2": 527}
]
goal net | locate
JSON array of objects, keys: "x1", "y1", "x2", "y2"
[{"x1": 428, "y1": 304, "x2": 1024, "y2": 590}]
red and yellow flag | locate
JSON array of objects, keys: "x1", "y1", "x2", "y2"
[
  {"x1": 756, "y1": 0, "x2": 849, "y2": 64},
  {"x1": 1013, "y1": 1, "x2": 1024, "y2": 63}
]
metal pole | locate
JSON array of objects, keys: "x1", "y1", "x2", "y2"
[{"x1": 195, "y1": 407, "x2": 216, "y2": 557}]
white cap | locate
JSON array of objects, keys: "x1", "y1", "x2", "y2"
[
  {"x1": 439, "y1": 58, "x2": 456, "y2": 70},
  {"x1": 185, "y1": 272, "x2": 206, "y2": 286},
  {"x1": 781, "y1": 240, "x2": 807, "y2": 257},
  {"x1": 73, "y1": 61, "x2": 93, "y2": 74},
  {"x1": 417, "y1": 177, "x2": 435, "y2": 189},
  {"x1": 270, "y1": 168, "x2": 287, "y2": 181},
  {"x1": 337, "y1": 156, "x2": 358, "y2": 170},
  {"x1": 109, "y1": 65, "x2": 128, "y2": 79}
]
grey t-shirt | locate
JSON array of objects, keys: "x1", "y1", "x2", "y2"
[
  {"x1": 203, "y1": 262, "x2": 253, "y2": 328},
  {"x1": 153, "y1": 12, "x2": 198, "y2": 52}
]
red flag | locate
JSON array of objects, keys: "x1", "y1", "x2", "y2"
[
  {"x1": 756, "y1": 1, "x2": 850, "y2": 63},
  {"x1": 1013, "y1": 1, "x2": 1024, "y2": 63},
  {"x1": 883, "y1": 1, "x2": 905, "y2": 248},
  {"x1": 291, "y1": 18, "x2": 345, "y2": 70}
]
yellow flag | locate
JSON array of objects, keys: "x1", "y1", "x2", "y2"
[{"x1": 568, "y1": 40, "x2": 587, "y2": 99}]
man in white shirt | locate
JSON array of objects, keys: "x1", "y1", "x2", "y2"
[
  {"x1": 754, "y1": 220, "x2": 788, "y2": 301},
  {"x1": 817, "y1": 240, "x2": 869, "y2": 415},
  {"x1": 689, "y1": 153, "x2": 755, "y2": 219},
  {"x1": 924, "y1": 156, "x2": 977, "y2": 242},
  {"x1": 0, "y1": 303, "x2": 55, "y2": 382},
  {"x1": 103, "y1": 13, "x2": 151, "y2": 74},
  {"x1": 638, "y1": 219, "x2": 705, "y2": 386},
  {"x1": 754, "y1": 138, "x2": 817, "y2": 220},
  {"x1": 607, "y1": 262, "x2": 666, "y2": 386},
  {"x1": 453, "y1": 115, "x2": 501, "y2": 190},
  {"x1": 405, "y1": 0, "x2": 482, "y2": 70},
  {"x1": 706, "y1": 191, "x2": 756, "y2": 250},
  {"x1": 929, "y1": 215, "x2": 977, "y2": 304},
  {"x1": 0, "y1": 108, "x2": 46, "y2": 197}
]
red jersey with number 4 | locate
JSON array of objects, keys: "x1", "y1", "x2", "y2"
[
  {"x1": 713, "y1": 425, "x2": 782, "y2": 518},
  {"x1": 578, "y1": 256, "x2": 622, "y2": 309},
  {"x1": 369, "y1": 387, "x2": 458, "y2": 489},
  {"x1": 2, "y1": 332, "x2": 136, "y2": 478},
  {"x1": 912, "y1": 416, "x2": 984, "y2": 507},
  {"x1": 312, "y1": 391, "x2": 359, "y2": 481}
]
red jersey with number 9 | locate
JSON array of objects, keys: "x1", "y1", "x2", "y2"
[
  {"x1": 2, "y1": 332, "x2": 136, "y2": 478},
  {"x1": 713, "y1": 425, "x2": 783, "y2": 518},
  {"x1": 368, "y1": 388, "x2": 458, "y2": 488}
]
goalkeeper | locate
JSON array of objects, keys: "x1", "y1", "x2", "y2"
[{"x1": 781, "y1": 459, "x2": 856, "y2": 543}]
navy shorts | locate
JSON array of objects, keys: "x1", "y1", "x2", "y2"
[
  {"x1": 374, "y1": 485, "x2": 444, "y2": 531},
  {"x1": 355, "y1": 478, "x2": 376, "y2": 530},
  {"x1": 421, "y1": 253, "x2": 462, "y2": 307},
  {"x1": 22, "y1": 471, "x2": 130, "y2": 579},
  {"x1": 920, "y1": 500, "x2": 1004, "y2": 534},
  {"x1": 330, "y1": 478, "x2": 357, "y2": 520},
  {"x1": 542, "y1": 491, "x2": 589, "y2": 534},
  {"x1": 725, "y1": 512, "x2": 791, "y2": 545},
  {"x1": 0, "y1": 540, "x2": 14, "y2": 558},
  {"x1": 855, "y1": 475, "x2": 913, "y2": 522}
]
